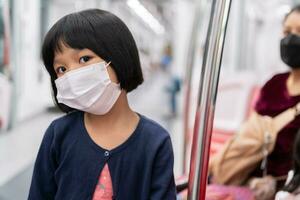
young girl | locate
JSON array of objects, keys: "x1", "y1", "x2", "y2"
[{"x1": 28, "y1": 9, "x2": 176, "y2": 200}]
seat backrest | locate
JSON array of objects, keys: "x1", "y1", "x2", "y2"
[{"x1": 210, "y1": 80, "x2": 261, "y2": 156}]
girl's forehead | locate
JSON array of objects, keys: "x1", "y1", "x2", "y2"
[
  {"x1": 54, "y1": 41, "x2": 95, "y2": 56},
  {"x1": 55, "y1": 42, "x2": 77, "y2": 54},
  {"x1": 54, "y1": 45, "x2": 79, "y2": 62},
  {"x1": 55, "y1": 45, "x2": 78, "y2": 56}
]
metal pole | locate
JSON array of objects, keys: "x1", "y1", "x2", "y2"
[
  {"x1": 187, "y1": 0, "x2": 232, "y2": 199},
  {"x1": 182, "y1": 0, "x2": 208, "y2": 174}
]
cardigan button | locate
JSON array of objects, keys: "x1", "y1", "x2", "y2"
[{"x1": 104, "y1": 151, "x2": 110, "y2": 157}]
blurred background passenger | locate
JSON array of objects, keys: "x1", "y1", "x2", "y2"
[{"x1": 209, "y1": 4, "x2": 300, "y2": 199}]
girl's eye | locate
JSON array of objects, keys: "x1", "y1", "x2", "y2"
[
  {"x1": 56, "y1": 66, "x2": 67, "y2": 75},
  {"x1": 79, "y1": 56, "x2": 91, "y2": 64}
]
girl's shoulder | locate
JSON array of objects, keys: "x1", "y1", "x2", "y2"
[
  {"x1": 138, "y1": 114, "x2": 171, "y2": 143},
  {"x1": 46, "y1": 111, "x2": 82, "y2": 139},
  {"x1": 51, "y1": 111, "x2": 82, "y2": 129},
  {"x1": 39, "y1": 111, "x2": 83, "y2": 158},
  {"x1": 136, "y1": 115, "x2": 173, "y2": 158}
]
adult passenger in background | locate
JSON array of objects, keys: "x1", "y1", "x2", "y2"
[{"x1": 209, "y1": 4, "x2": 300, "y2": 200}]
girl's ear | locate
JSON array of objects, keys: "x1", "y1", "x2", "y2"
[{"x1": 107, "y1": 64, "x2": 119, "y2": 84}]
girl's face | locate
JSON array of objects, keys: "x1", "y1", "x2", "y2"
[
  {"x1": 283, "y1": 11, "x2": 300, "y2": 36},
  {"x1": 53, "y1": 43, "x2": 119, "y2": 83}
]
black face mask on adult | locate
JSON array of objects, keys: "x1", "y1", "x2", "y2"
[{"x1": 280, "y1": 34, "x2": 300, "y2": 69}]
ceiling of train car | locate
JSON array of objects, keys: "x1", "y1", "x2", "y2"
[
  {"x1": 140, "y1": 0, "x2": 176, "y2": 33},
  {"x1": 117, "y1": 0, "x2": 176, "y2": 34},
  {"x1": 49, "y1": 0, "x2": 185, "y2": 35}
]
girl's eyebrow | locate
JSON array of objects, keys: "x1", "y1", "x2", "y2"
[
  {"x1": 53, "y1": 57, "x2": 63, "y2": 65},
  {"x1": 78, "y1": 49, "x2": 93, "y2": 54}
]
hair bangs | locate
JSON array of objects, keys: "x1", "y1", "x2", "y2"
[{"x1": 42, "y1": 13, "x2": 99, "y2": 75}]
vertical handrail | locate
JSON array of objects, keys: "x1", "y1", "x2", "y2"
[
  {"x1": 182, "y1": 0, "x2": 207, "y2": 174},
  {"x1": 187, "y1": 0, "x2": 232, "y2": 199}
]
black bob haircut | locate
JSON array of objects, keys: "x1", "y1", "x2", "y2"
[{"x1": 42, "y1": 9, "x2": 144, "y2": 113}]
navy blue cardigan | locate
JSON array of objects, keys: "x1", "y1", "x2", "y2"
[{"x1": 28, "y1": 111, "x2": 176, "y2": 200}]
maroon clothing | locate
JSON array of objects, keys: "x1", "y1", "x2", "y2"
[{"x1": 254, "y1": 72, "x2": 300, "y2": 178}]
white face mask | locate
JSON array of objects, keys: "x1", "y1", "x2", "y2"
[{"x1": 55, "y1": 61, "x2": 121, "y2": 115}]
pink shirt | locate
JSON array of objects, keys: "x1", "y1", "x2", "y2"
[{"x1": 92, "y1": 163, "x2": 113, "y2": 200}]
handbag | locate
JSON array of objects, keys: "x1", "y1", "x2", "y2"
[{"x1": 209, "y1": 105, "x2": 299, "y2": 186}]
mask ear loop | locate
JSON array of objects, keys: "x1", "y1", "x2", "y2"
[
  {"x1": 105, "y1": 61, "x2": 121, "y2": 87},
  {"x1": 105, "y1": 61, "x2": 112, "y2": 68}
]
